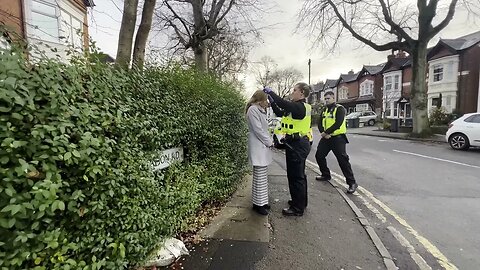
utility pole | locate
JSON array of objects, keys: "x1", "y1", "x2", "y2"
[{"x1": 308, "y1": 58, "x2": 311, "y2": 85}]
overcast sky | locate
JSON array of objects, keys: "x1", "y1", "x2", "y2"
[{"x1": 88, "y1": 0, "x2": 479, "y2": 97}]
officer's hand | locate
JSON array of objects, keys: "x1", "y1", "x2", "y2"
[
  {"x1": 320, "y1": 132, "x2": 327, "y2": 138},
  {"x1": 263, "y1": 87, "x2": 273, "y2": 94},
  {"x1": 325, "y1": 134, "x2": 331, "y2": 139}
]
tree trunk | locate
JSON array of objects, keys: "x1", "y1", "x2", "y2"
[
  {"x1": 410, "y1": 43, "x2": 431, "y2": 136},
  {"x1": 194, "y1": 41, "x2": 208, "y2": 72},
  {"x1": 116, "y1": 0, "x2": 139, "y2": 67},
  {"x1": 132, "y1": 0, "x2": 156, "y2": 69}
]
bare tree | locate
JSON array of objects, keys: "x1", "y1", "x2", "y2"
[
  {"x1": 269, "y1": 67, "x2": 304, "y2": 98},
  {"x1": 132, "y1": 0, "x2": 157, "y2": 69},
  {"x1": 297, "y1": 0, "x2": 478, "y2": 135},
  {"x1": 206, "y1": 26, "x2": 252, "y2": 80},
  {"x1": 155, "y1": 0, "x2": 265, "y2": 72},
  {"x1": 116, "y1": 0, "x2": 139, "y2": 67},
  {"x1": 253, "y1": 56, "x2": 277, "y2": 87}
]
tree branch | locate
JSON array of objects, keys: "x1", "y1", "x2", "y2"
[
  {"x1": 164, "y1": 0, "x2": 191, "y2": 38},
  {"x1": 377, "y1": 0, "x2": 414, "y2": 42},
  {"x1": 326, "y1": 0, "x2": 410, "y2": 51},
  {"x1": 215, "y1": 0, "x2": 235, "y2": 26},
  {"x1": 429, "y1": 0, "x2": 459, "y2": 39}
]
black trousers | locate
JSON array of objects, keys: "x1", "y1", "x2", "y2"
[
  {"x1": 285, "y1": 137, "x2": 311, "y2": 212},
  {"x1": 315, "y1": 135, "x2": 356, "y2": 186}
]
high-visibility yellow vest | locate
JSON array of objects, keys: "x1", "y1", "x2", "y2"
[
  {"x1": 280, "y1": 103, "x2": 312, "y2": 136},
  {"x1": 322, "y1": 105, "x2": 347, "y2": 136}
]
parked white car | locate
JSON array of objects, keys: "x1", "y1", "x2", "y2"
[
  {"x1": 346, "y1": 111, "x2": 377, "y2": 126},
  {"x1": 445, "y1": 112, "x2": 480, "y2": 150}
]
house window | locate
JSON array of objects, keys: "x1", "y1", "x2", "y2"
[
  {"x1": 385, "y1": 76, "x2": 392, "y2": 91},
  {"x1": 394, "y1": 75, "x2": 400, "y2": 89},
  {"x1": 60, "y1": 8, "x2": 84, "y2": 48},
  {"x1": 446, "y1": 96, "x2": 451, "y2": 106},
  {"x1": 385, "y1": 102, "x2": 391, "y2": 117},
  {"x1": 29, "y1": 0, "x2": 60, "y2": 43},
  {"x1": 405, "y1": 104, "x2": 411, "y2": 118},
  {"x1": 338, "y1": 87, "x2": 348, "y2": 100},
  {"x1": 360, "y1": 80, "x2": 374, "y2": 96},
  {"x1": 433, "y1": 64, "x2": 443, "y2": 82}
]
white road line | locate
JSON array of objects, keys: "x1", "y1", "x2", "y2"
[
  {"x1": 388, "y1": 226, "x2": 432, "y2": 270},
  {"x1": 393, "y1": 149, "x2": 480, "y2": 169},
  {"x1": 356, "y1": 182, "x2": 458, "y2": 270},
  {"x1": 305, "y1": 159, "x2": 458, "y2": 270}
]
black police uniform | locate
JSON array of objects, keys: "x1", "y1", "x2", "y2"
[
  {"x1": 315, "y1": 104, "x2": 357, "y2": 187},
  {"x1": 270, "y1": 92, "x2": 311, "y2": 214}
]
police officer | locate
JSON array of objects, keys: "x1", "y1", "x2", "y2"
[
  {"x1": 264, "y1": 82, "x2": 311, "y2": 216},
  {"x1": 315, "y1": 91, "x2": 358, "y2": 194}
]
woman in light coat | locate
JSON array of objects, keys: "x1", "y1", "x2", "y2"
[{"x1": 246, "y1": 90, "x2": 273, "y2": 215}]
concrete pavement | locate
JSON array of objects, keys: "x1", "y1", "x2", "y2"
[{"x1": 176, "y1": 150, "x2": 391, "y2": 270}]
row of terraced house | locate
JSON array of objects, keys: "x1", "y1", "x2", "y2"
[{"x1": 308, "y1": 30, "x2": 480, "y2": 127}]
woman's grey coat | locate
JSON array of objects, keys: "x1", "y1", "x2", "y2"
[{"x1": 246, "y1": 104, "x2": 273, "y2": 166}]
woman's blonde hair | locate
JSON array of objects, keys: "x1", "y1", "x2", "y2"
[{"x1": 245, "y1": 90, "x2": 268, "y2": 114}]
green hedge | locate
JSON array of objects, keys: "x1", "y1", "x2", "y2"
[{"x1": 0, "y1": 48, "x2": 247, "y2": 269}]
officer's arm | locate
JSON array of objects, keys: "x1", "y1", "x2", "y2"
[
  {"x1": 269, "y1": 92, "x2": 305, "y2": 119},
  {"x1": 270, "y1": 102, "x2": 284, "y2": 117},
  {"x1": 318, "y1": 109, "x2": 325, "y2": 133},
  {"x1": 324, "y1": 106, "x2": 345, "y2": 134}
]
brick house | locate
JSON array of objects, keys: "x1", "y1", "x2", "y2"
[
  {"x1": 337, "y1": 71, "x2": 360, "y2": 113},
  {"x1": 309, "y1": 81, "x2": 325, "y2": 105},
  {"x1": 322, "y1": 79, "x2": 339, "y2": 102},
  {"x1": 427, "y1": 30, "x2": 480, "y2": 114},
  {"x1": 380, "y1": 53, "x2": 413, "y2": 125},
  {"x1": 356, "y1": 64, "x2": 384, "y2": 114},
  {"x1": 0, "y1": 0, "x2": 94, "y2": 58}
]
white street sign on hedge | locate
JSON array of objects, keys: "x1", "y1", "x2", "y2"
[{"x1": 153, "y1": 147, "x2": 184, "y2": 171}]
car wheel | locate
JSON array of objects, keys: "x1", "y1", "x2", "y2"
[
  {"x1": 448, "y1": 133, "x2": 470, "y2": 150},
  {"x1": 367, "y1": 119, "x2": 375, "y2": 126}
]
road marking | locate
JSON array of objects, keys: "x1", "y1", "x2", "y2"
[
  {"x1": 388, "y1": 226, "x2": 432, "y2": 270},
  {"x1": 357, "y1": 192, "x2": 387, "y2": 223},
  {"x1": 378, "y1": 139, "x2": 390, "y2": 142},
  {"x1": 352, "y1": 177, "x2": 458, "y2": 270},
  {"x1": 393, "y1": 149, "x2": 480, "y2": 169},
  {"x1": 305, "y1": 159, "x2": 458, "y2": 270}
]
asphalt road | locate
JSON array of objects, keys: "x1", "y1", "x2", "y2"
[{"x1": 308, "y1": 129, "x2": 480, "y2": 270}]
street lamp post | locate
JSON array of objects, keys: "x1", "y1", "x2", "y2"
[{"x1": 308, "y1": 58, "x2": 311, "y2": 85}]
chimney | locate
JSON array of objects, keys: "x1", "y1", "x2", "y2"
[
  {"x1": 387, "y1": 54, "x2": 395, "y2": 61},
  {"x1": 348, "y1": 70, "x2": 354, "y2": 75}
]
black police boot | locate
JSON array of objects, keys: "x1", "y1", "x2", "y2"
[
  {"x1": 315, "y1": 175, "x2": 331, "y2": 181},
  {"x1": 282, "y1": 207, "x2": 303, "y2": 216},
  {"x1": 347, "y1": 183, "x2": 358, "y2": 194}
]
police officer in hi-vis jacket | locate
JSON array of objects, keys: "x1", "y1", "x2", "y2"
[
  {"x1": 315, "y1": 91, "x2": 358, "y2": 194},
  {"x1": 264, "y1": 82, "x2": 311, "y2": 216}
]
